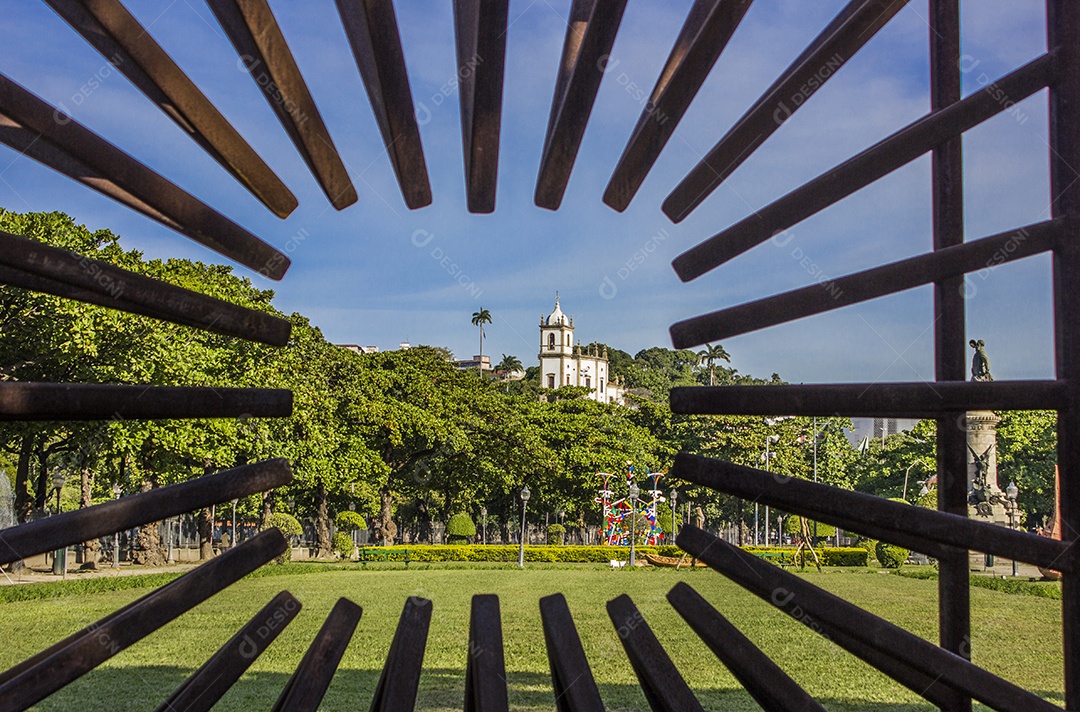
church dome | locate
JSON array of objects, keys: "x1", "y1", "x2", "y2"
[{"x1": 546, "y1": 294, "x2": 570, "y2": 326}]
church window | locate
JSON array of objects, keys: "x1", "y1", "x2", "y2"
[
  {"x1": 547, "y1": 374, "x2": 555, "y2": 389},
  {"x1": 586, "y1": 377, "x2": 591, "y2": 389},
  {"x1": 548, "y1": 333, "x2": 555, "y2": 349},
  {"x1": 601, "y1": 380, "x2": 605, "y2": 393},
  {"x1": 565, "y1": 375, "x2": 570, "y2": 385}
]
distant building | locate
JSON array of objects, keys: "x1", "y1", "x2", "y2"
[
  {"x1": 848, "y1": 417, "x2": 919, "y2": 446},
  {"x1": 337, "y1": 344, "x2": 379, "y2": 354},
  {"x1": 453, "y1": 354, "x2": 491, "y2": 372},
  {"x1": 538, "y1": 295, "x2": 625, "y2": 405}
]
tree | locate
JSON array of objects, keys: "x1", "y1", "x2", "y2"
[
  {"x1": 697, "y1": 343, "x2": 731, "y2": 386},
  {"x1": 496, "y1": 354, "x2": 522, "y2": 378},
  {"x1": 471, "y1": 308, "x2": 492, "y2": 374}
]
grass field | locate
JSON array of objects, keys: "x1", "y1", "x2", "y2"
[{"x1": 0, "y1": 563, "x2": 1064, "y2": 711}]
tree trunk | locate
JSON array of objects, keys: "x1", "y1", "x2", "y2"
[
  {"x1": 198, "y1": 506, "x2": 215, "y2": 560},
  {"x1": 133, "y1": 478, "x2": 166, "y2": 566},
  {"x1": 33, "y1": 440, "x2": 49, "y2": 512},
  {"x1": 261, "y1": 489, "x2": 274, "y2": 529},
  {"x1": 314, "y1": 480, "x2": 332, "y2": 558},
  {"x1": 14, "y1": 435, "x2": 33, "y2": 523},
  {"x1": 379, "y1": 487, "x2": 396, "y2": 545},
  {"x1": 80, "y1": 467, "x2": 99, "y2": 568}
]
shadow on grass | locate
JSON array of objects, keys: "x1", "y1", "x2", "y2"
[{"x1": 26, "y1": 665, "x2": 1059, "y2": 711}]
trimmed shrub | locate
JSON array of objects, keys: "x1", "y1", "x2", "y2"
[
  {"x1": 446, "y1": 513, "x2": 477, "y2": 544},
  {"x1": 783, "y1": 516, "x2": 836, "y2": 540},
  {"x1": 876, "y1": 541, "x2": 909, "y2": 569},
  {"x1": 547, "y1": 523, "x2": 566, "y2": 545},
  {"x1": 333, "y1": 532, "x2": 354, "y2": 559},
  {"x1": 336, "y1": 511, "x2": 367, "y2": 531},
  {"x1": 266, "y1": 512, "x2": 303, "y2": 564}
]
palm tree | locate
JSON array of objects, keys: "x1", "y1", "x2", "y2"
[
  {"x1": 471, "y1": 308, "x2": 492, "y2": 374},
  {"x1": 697, "y1": 343, "x2": 731, "y2": 386},
  {"x1": 496, "y1": 354, "x2": 523, "y2": 379}
]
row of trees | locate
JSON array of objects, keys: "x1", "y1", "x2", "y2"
[{"x1": 0, "y1": 210, "x2": 1060, "y2": 565}]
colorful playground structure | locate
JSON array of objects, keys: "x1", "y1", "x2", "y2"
[{"x1": 596, "y1": 466, "x2": 666, "y2": 546}]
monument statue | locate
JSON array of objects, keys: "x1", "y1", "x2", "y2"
[
  {"x1": 967, "y1": 443, "x2": 997, "y2": 516},
  {"x1": 970, "y1": 339, "x2": 993, "y2": 381}
]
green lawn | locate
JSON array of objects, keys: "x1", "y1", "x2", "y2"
[{"x1": 0, "y1": 563, "x2": 1064, "y2": 711}]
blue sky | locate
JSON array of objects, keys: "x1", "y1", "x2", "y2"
[{"x1": 0, "y1": 1, "x2": 1052, "y2": 384}]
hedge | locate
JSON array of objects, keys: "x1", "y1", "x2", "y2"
[
  {"x1": 352, "y1": 544, "x2": 868, "y2": 566},
  {"x1": 355, "y1": 544, "x2": 684, "y2": 563},
  {"x1": 741, "y1": 546, "x2": 869, "y2": 567}
]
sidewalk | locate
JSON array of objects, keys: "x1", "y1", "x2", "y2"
[{"x1": 0, "y1": 561, "x2": 200, "y2": 585}]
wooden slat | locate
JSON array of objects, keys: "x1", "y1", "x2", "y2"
[
  {"x1": 0, "y1": 73, "x2": 289, "y2": 279},
  {"x1": 672, "y1": 53, "x2": 1053, "y2": 281},
  {"x1": 669, "y1": 380, "x2": 1066, "y2": 418},
  {"x1": 603, "y1": 0, "x2": 753, "y2": 212},
  {"x1": 157, "y1": 591, "x2": 302, "y2": 712},
  {"x1": 0, "y1": 228, "x2": 291, "y2": 346},
  {"x1": 44, "y1": 0, "x2": 298, "y2": 218},
  {"x1": 335, "y1": 0, "x2": 431, "y2": 209},
  {"x1": 677, "y1": 526, "x2": 1060, "y2": 712},
  {"x1": 605, "y1": 594, "x2": 704, "y2": 712},
  {"x1": 453, "y1": 0, "x2": 509, "y2": 213},
  {"x1": 0, "y1": 530, "x2": 287, "y2": 712},
  {"x1": 539, "y1": 593, "x2": 604, "y2": 712},
  {"x1": 0, "y1": 382, "x2": 293, "y2": 421},
  {"x1": 670, "y1": 220, "x2": 1058, "y2": 348},
  {"x1": 369, "y1": 596, "x2": 432, "y2": 712},
  {"x1": 464, "y1": 594, "x2": 509, "y2": 712},
  {"x1": 0, "y1": 459, "x2": 292, "y2": 566},
  {"x1": 272, "y1": 598, "x2": 362, "y2": 712},
  {"x1": 207, "y1": 0, "x2": 357, "y2": 211},
  {"x1": 672, "y1": 452, "x2": 1075, "y2": 571},
  {"x1": 534, "y1": 0, "x2": 628, "y2": 210},
  {"x1": 662, "y1": 0, "x2": 911, "y2": 223},
  {"x1": 664, "y1": 585, "x2": 823, "y2": 712}
]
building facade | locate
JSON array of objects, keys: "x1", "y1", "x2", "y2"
[{"x1": 539, "y1": 296, "x2": 624, "y2": 405}]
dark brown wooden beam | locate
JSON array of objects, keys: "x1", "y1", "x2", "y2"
[
  {"x1": 207, "y1": 0, "x2": 357, "y2": 211},
  {"x1": 453, "y1": 0, "x2": 509, "y2": 214},
  {"x1": 662, "y1": 0, "x2": 911, "y2": 223},
  {"x1": 664, "y1": 585, "x2": 823, "y2": 712},
  {"x1": 539, "y1": 593, "x2": 604, "y2": 712},
  {"x1": 603, "y1": 0, "x2": 753, "y2": 212},
  {"x1": 369, "y1": 596, "x2": 432, "y2": 712},
  {"x1": 335, "y1": 0, "x2": 431, "y2": 209},
  {"x1": 676, "y1": 526, "x2": 1060, "y2": 712},
  {"x1": 0, "y1": 459, "x2": 292, "y2": 566},
  {"x1": 0, "y1": 382, "x2": 292, "y2": 421},
  {"x1": 157, "y1": 591, "x2": 302, "y2": 712},
  {"x1": 0, "y1": 229, "x2": 291, "y2": 346},
  {"x1": 670, "y1": 220, "x2": 1058, "y2": 348},
  {"x1": 605, "y1": 594, "x2": 705, "y2": 712},
  {"x1": 0, "y1": 73, "x2": 289, "y2": 279},
  {"x1": 464, "y1": 594, "x2": 509, "y2": 712},
  {"x1": 671, "y1": 53, "x2": 1053, "y2": 281},
  {"x1": 271, "y1": 598, "x2": 362, "y2": 712},
  {"x1": 44, "y1": 0, "x2": 298, "y2": 218},
  {"x1": 535, "y1": 0, "x2": 628, "y2": 210},
  {"x1": 669, "y1": 380, "x2": 1066, "y2": 418},
  {"x1": 0, "y1": 530, "x2": 287, "y2": 712},
  {"x1": 672, "y1": 452, "x2": 1075, "y2": 571}
]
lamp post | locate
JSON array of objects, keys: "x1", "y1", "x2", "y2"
[
  {"x1": 759, "y1": 435, "x2": 778, "y2": 545},
  {"x1": 628, "y1": 483, "x2": 640, "y2": 566},
  {"x1": 669, "y1": 489, "x2": 678, "y2": 542},
  {"x1": 51, "y1": 472, "x2": 66, "y2": 575},
  {"x1": 518, "y1": 486, "x2": 530, "y2": 568},
  {"x1": 112, "y1": 483, "x2": 122, "y2": 569},
  {"x1": 1006, "y1": 481, "x2": 1019, "y2": 576},
  {"x1": 481, "y1": 506, "x2": 488, "y2": 545},
  {"x1": 902, "y1": 461, "x2": 927, "y2": 502}
]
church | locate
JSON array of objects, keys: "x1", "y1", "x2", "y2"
[{"x1": 539, "y1": 296, "x2": 625, "y2": 405}]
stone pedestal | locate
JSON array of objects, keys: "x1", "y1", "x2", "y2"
[{"x1": 966, "y1": 410, "x2": 1009, "y2": 525}]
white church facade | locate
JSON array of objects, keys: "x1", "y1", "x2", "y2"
[{"x1": 539, "y1": 296, "x2": 625, "y2": 405}]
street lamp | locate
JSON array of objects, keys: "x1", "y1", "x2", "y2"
[
  {"x1": 902, "y1": 461, "x2": 926, "y2": 502},
  {"x1": 112, "y1": 483, "x2": 121, "y2": 568},
  {"x1": 628, "y1": 483, "x2": 640, "y2": 566},
  {"x1": 669, "y1": 489, "x2": 678, "y2": 542},
  {"x1": 481, "y1": 506, "x2": 488, "y2": 545},
  {"x1": 759, "y1": 435, "x2": 779, "y2": 545},
  {"x1": 1006, "y1": 481, "x2": 1019, "y2": 576},
  {"x1": 51, "y1": 472, "x2": 65, "y2": 576},
  {"x1": 518, "y1": 486, "x2": 530, "y2": 568}
]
